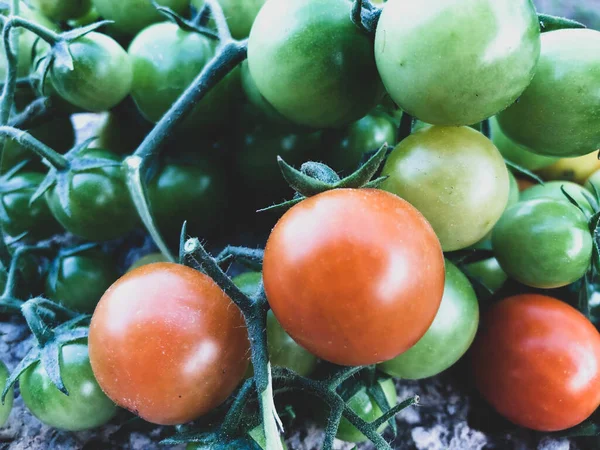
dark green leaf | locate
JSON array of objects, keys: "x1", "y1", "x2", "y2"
[
  {"x1": 154, "y1": 2, "x2": 219, "y2": 39},
  {"x1": 300, "y1": 162, "x2": 341, "y2": 184},
  {"x1": 257, "y1": 197, "x2": 304, "y2": 214},
  {"x1": 40, "y1": 342, "x2": 67, "y2": 394},
  {"x1": 538, "y1": 14, "x2": 586, "y2": 32},
  {"x1": 29, "y1": 170, "x2": 57, "y2": 206},
  {"x1": 560, "y1": 185, "x2": 587, "y2": 217},
  {"x1": 336, "y1": 144, "x2": 389, "y2": 189},
  {"x1": 505, "y1": 159, "x2": 544, "y2": 185},
  {"x1": 1, "y1": 347, "x2": 40, "y2": 402},
  {"x1": 278, "y1": 157, "x2": 334, "y2": 197}
]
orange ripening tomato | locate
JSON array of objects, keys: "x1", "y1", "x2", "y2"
[
  {"x1": 263, "y1": 188, "x2": 445, "y2": 366},
  {"x1": 472, "y1": 294, "x2": 600, "y2": 431},
  {"x1": 88, "y1": 263, "x2": 250, "y2": 425}
]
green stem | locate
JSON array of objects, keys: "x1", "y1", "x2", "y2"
[
  {"x1": 3, "y1": 17, "x2": 61, "y2": 46},
  {"x1": 370, "y1": 395, "x2": 419, "y2": 429},
  {"x1": 205, "y1": 0, "x2": 232, "y2": 42},
  {"x1": 9, "y1": 97, "x2": 55, "y2": 130},
  {"x1": 21, "y1": 300, "x2": 56, "y2": 347},
  {"x1": 0, "y1": 126, "x2": 69, "y2": 170},
  {"x1": 0, "y1": 0, "x2": 20, "y2": 126},
  {"x1": 220, "y1": 379, "x2": 254, "y2": 436},
  {"x1": 123, "y1": 155, "x2": 175, "y2": 262},
  {"x1": 327, "y1": 366, "x2": 365, "y2": 390}
]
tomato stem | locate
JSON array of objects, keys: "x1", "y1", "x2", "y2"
[
  {"x1": 3, "y1": 17, "x2": 61, "y2": 46},
  {"x1": 0, "y1": 126, "x2": 69, "y2": 170},
  {"x1": 204, "y1": 0, "x2": 231, "y2": 43},
  {"x1": 220, "y1": 378, "x2": 255, "y2": 436},
  {"x1": 21, "y1": 300, "x2": 57, "y2": 347}
]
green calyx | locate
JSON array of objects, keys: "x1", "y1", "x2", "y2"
[
  {"x1": 153, "y1": 1, "x2": 218, "y2": 39},
  {"x1": 538, "y1": 14, "x2": 586, "y2": 33}
]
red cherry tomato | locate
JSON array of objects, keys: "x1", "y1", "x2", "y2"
[
  {"x1": 472, "y1": 294, "x2": 600, "y2": 432},
  {"x1": 263, "y1": 188, "x2": 445, "y2": 366},
  {"x1": 88, "y1": 263, "x2": 250, "y2": 425}
]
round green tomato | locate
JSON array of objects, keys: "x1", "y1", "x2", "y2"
[
  {"x1": 20, "y1": 342, "x2": 117, "y2": 431},
  {"x1": 337, "y1": 379, "x2": 397, "y2": 443},
  {"x1": 30, "y1": 0, "x2": 91, "y2": 21},
  {"x1": 464, "y1": 258, "x2": 507, "y2": 294},
  {"x1": 68, "y1": 5, "x2": 101, "y2": 27},
  {"x1": 49, "y1": 32, "x2": 132, "y2": 112},
  {"x1": 497, "y1": 30, "x2": 600, "y2": 157},
  {"x1": 127, "y1": 253, "x2": 169, "y2": 272},
  {"x1": 0, "y1": 171, "x2": 61, "y2": 239},
  {"x1": 233, "y1": 272, "x2": 318, "y2": 377},
  {"x1": 45, "y1": 149, "x2": 138, "y2": 241},
  {"x1": 91, "y1": 0, "x2": 188, "y2": 35},
  {"x1": 492, "y1": 199, "x2": 592, "y2": 289},
  {"x1": 374, "y1": 0, "x2": 540, "y2": 126},
  {"x1": 379, "y1": 261, "x2": 478, "y2": 380},
  {"x1": 45, "y1": 249, "x2": 118, "y2": 313},
  {"x1": 382, "y1": 126, "x2": 510, "y2": 251},
  {"x1": 1, "y1": 116, "x2": 75, "y2": 173},
  {"x1": 248, "y1": 0, "x2": 381, "y2": 128},
  {"x1": 586, "y1": 169, "x2": 600, "y2": 195},
  {"x1": 191, "y1": 0, "x2": 266, "y2": 40},
  {"x1": 325, "y1": 112, "x2": 397, "y2": 174},
  {"x1": 128, "y1": 22, "x2": 240, "y2": 131},
  {"x1": 147, "y1": 157, "x2": 227, "y2": 242},
  {"x1": 490, "y1": 117, "x2": 558, "y2": 170},
  {"x1": 520, "y1": 181, "x2": 594, "y2": 217},
  {"x1": 0, "y1": 360, "x2": 13, "y2": 427}
]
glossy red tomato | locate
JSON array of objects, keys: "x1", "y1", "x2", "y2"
[
  {"x1": 88, "y1": 263, "x2": 249, "y2": 425},
  {"x1": 472, "y1": 295, "x2": 600, "y2": 431},
  {"x1": 263, "y1": 189, "x2": 445, "y2": 366}
]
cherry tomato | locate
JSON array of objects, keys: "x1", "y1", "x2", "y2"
[
  {"x1": 91, "y1": 0, "x2": 189, "y2": 35},
  {"x1": 472, "y1": 294, "x2": 600, "y2": 431},
  {"x1": 490, "y1": 117, "x2": 558, "y2": 171},
  {"x1": 45, "y1": 249, "x2": 119, "y2": 313},
  {"x1": 30, "y1": 0, "x2": 91, "y2": 21},
  {"x1": 382, "y1": 126, "x2": 509, "y2": 251},
  {"x1": 20, "y1": 342, "x2": 117, "y2": 431},
  {"x1": 492, "y1": 199, "x2": 592, "y2": 289},
  {"x1": 375, "y1": 0, "x2": 540, "y2": 126},
  {"x1": 263, "y1": 189, "x2": 445, "y2": 366},
  {"x1": 89, "y1": 262, "x2": 250, "y2": 425},
  {"x1": 497, "y1": 29, "x2": 600, "y2": 157},
  {"x1": 248, "y1": 0, "x2": 381, "y2": 128},
  {"x1": 0, "y1": 171, "x2": 61, "y2": 239},
  {"x1": 463, "y1": 258, "x2": 507, "y2": 294},
  {"x1": 49, "y1": 32, "x2": 132, "y2": 112},
  {"x1": 336, "y1": 379, "x2": 397, "y2": 443},
  {"x1": 0, "y1": 360, "x2": 13, "y2": 427},
  {"x1": 379, "y1": 261, "x2": 478, "y2": 380},
  {"x1": 45, "y1": 148, "x2": 139, "y2": 241},
  {"x1": 520, "y1": 181, "x2": 594, "y2": 216},
  {"x1": 128, "y1": 22, "x2": 241, "y2": 131},
  {"x1": 127, "y1": 252, "x2": 169, "y2": 272},
  {"x1": 536, "y1": 152, "x2": 600, "y2": 185}
]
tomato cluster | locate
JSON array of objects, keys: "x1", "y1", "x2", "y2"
[{"x1": 0, "y1": 0, "x2": 598, "y2": 448}]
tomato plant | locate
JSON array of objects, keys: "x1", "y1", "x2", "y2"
[
  {"x1": 492, "y1": 199, "x2": 592, "y2": 289},
  {"x1": 382, "y1": 126, "x2": 510, "y2": 251},
  {"x1": 30, "y1": 0, "x2": 91, "y2": 21},
  {"x1": 379, "y1": 261, "x2": 478, "y2": 380},
  {"x1": 497, "y1": 29, "x2": 600, "y2": 157},
  {"x1": 375, "y1": 0, "x2": 540, "y2": 126},
  {"x1": 472, "y1": 294, "x2": 600, "y2": 431},
  {"x1": 248, "y1": 0, "x2": 381, "y2": 128},
  {"x1": 20, "y1": 342, "x2": 117, "y2": 431},
  {"x1": 263, "y1": 188, "x2": 445, "y2": 366},
  {"x1": 0, "y1": 360, "x2": 13, "y2": 427},
  {"x1": 89, "y1": 262, "x2": 250, "y2": 425}
]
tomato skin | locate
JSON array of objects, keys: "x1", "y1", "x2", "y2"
[
  {"x1": 0, "y1": 171, "x2": 61, "y2": 239},
  {"x1": 336, "y1": 379, "x2": 397, "y2": 443},
  {"x1": 128, "y1": 22, "x2": 240, "y2": 130},
  {"x1": 375, "y1": 0, "x2": 540, "y2": 126},
  {"x1": 45, "y1": 148, "x2": 138, "y2": 241},
  {"x1": 89, "y1": 262, "x2": 250, "y2": 425},
  {"x1": 248, "y1": 0, "x2": 381, "y2": 128},
  {"x1": 472, "y1": 294, "x2": 600, "y2": 431},
  {"x1": 379, "y1": 261, "x2": 478, "y2": 380},
  {"x1": 49, "y1": 32, "x2": 132, "y2": 112},
  {"x1": 91, "y1": 0, "x2": 189, "y2": 35},
  {"x1": 45, "y1": 249, "x2": 119, "y2": 314},
  {"x1": 520, "y1": 181, "x2": 594, "y2": 216},
  {"x1": 0, "y1": 360, "x2": 13, "y2": 427},
  {"x1": 263, "y1": 189, "x2": 445, "y2": 366},
  {"x1": 490, "y1": 117, "x2": 558, "y2": 171},
  {"x1": 30, "y1": 0, "x2": 91, "y2": 21},
  {"x1": 20, "y1": 342, "x2": 117, "y2": 431},
  {"x1": 537, "y1": 152, "x2": 600, "y2": 185},
  {"x1": 382, "y1": 126, "x2": 509, "y2": 251},
  {"x1": 497, "y1": 29, "x2": 600, "y2": 157},
  {"x1": 492, "y1": 199, "x2": 592, "y2": 289}
]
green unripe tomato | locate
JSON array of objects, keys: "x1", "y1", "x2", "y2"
[
  {"x1": 45, "y1": 149, "x2": 138, "y2": 241},
  {"x1": 45, "y1": 249, "x2": 119, "y2": 313},
  {"x1": 20, "y1": 342, "x2": 117, "y2": 431},
  {"x1": 336, "y1": 379, "x2": 397, "y2": 443},
  {"x1": 382, "y1": 126, "x2": 509, "y2": 251},
  {"x1": 374, "y1": 0, "x2": 540, "y2": 126},
  {"x1": 91, "y1": 0, "x2": 188, "y2": 35},
  {"x1": 127, "y1": 253, "x2": 169, "y2": 272},
  {"x1": 490, "y1": 117, "x2": 558, "y2": 171},
  {"x1": 30, "y1": 0, "x2": 91, "y2": 21},
  {"x1": 0, "y1": 171, "x2": 61, "y2": 239},
  {"x1": 0, "y1": 360, "x2": 13, "y2": 427},
  {"x1": 520, "y1": 181, "x2": 594, "y2": 217},
  {"x1": 379, "y1": 261, "x2": 478, "y2": 380},
  {"x1": 191, "y1": 0, "x2": 266, "y2": 40},
  {"x1": 492, "y1": 199, "x2": 592, "y2": 289},
  {"x1": 464, "y1": 258, "x2": 507, "y2": 294},
  {"x1": 586, "y1": 170, "x2": 600, "y2": 195},
  {"x1": 497, "y1": 29, "x2": 600, "y2": 157},
  {"x1": 49, "y1": 32, "x2": 132, "y2": 112},
  {"x1": 128, "y1": 22, "x2": 240, "y2": 130},
  {"x1": 241, "y1": 61, "x2": 291, "y2": 127},
  {"x1": 248, "y1": 0, "x2": 381, "y2": 128}
]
